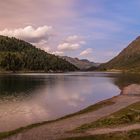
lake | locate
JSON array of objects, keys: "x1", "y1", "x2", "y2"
[{"x1": 0, "y1": 72, "x2": 131, "y2": 132}]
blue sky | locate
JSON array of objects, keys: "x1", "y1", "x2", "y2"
[
  {"x1": 70, "y1": 0, "x2": 140, "y2": 62},
  {"x1": 0, "y1": 0, "x2": 140, "y2": 62}
]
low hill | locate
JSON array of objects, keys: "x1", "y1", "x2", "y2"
[
  {"x1": 61, "y1": 56, "x2": 98, "y2": 70},
  {"x1": 100, "y1": 36, "x2": 140, "y2": 71},
  {"x1": 0, "y1": 36, "x2": 78, "y2": 72}
]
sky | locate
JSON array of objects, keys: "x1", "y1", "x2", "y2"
[{"x1": 0, "y1": 0, "x2": 140, "y2": 62}]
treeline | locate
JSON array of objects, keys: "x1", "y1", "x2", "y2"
[{"x1": 0, "y1": 36, "x2": 78, "y2": 72}]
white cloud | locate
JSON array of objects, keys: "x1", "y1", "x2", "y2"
[
  {"x1": 0, "y1": 25, "x2": 54, "y2": 53},
  {"x1": 33, "y1": 40, "x2": 51, "y2": 52},
  {"x1": 52, "y1": 51, "x2": 64, "y2": 56},
  {"x1": 33, "y1": 40, "x2": 48, "y2": 48},
  {"x1": 65, "y1": 35, "x2": 86, "y2": 44},
  {"x1": 58, "y1": 43, "x2": 80, "y2": 51},
  {"x1": 0, "y1": 25, "x2": 53, "y2": 43},
  {"x1": 66, "y1": 35, "x2": 79, "y2": 42},
  {"x1": 42, "y1": 46, "x2": 51, "y2": 52},
  {"x1": 80, "y1": 48, "x2": 93, "y2": 56},
  {"x1": 57, "y1": 35, "x2": 86, "y2": 53}
]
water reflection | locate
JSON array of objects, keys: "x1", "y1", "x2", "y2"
[
  {"x1": 0, "y1": 75, "x2": 46, "y2": 99},
  {"x1": 0, "y1": 72, "x2": 121, "y2": 131}
]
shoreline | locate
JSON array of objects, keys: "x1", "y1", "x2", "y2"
[
  {"x1": 0, "y1": 95, "x2": 118, "y2": 139},
  {"x1": 0, "y1": 70, "x2": 140, "y2": 78},
  {"x1": 0, "y1": 70, "x2": 139, "y2": 74},
  {"x1": 2, "y1": 88, "x2": 140, "y2": 140},
  {"x1": 0, "y1": 70, "x2": 77, "y2": 74}
]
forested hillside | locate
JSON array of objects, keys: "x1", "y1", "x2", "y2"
[{"x1": 0, "y1": 36, "x2": 78, "y2": 72}]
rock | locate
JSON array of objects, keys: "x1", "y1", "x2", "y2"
[{"x1": 122, "y1": 84, "x2": 140, "y2": 95}]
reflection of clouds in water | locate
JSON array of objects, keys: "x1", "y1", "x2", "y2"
[
  {"x1": 22, "y1": 102, "x2": 50, "y2": 120},
  {"x1": 0, "y1": 73, "x2": 120, "y2": 131},
  {"x1": 56, "y1": 91, "x2": 85, "y2": 107},
  {"x1": 40, "y1": 76, "x2": 94, "y2": 107},
  {"x1": 35, "y1": 76, "x2": 119, "y2": 113},
  {"x1": 0, "y1": 99, "x2": 51, "y2": 131}
]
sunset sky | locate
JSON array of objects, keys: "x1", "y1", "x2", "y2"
[{"x1": 0, "y1": 0, "x2": 140, "y2": 62}]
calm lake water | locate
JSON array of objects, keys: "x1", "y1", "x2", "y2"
[{"x1": 0, "y1": 72, "x2": 137, "y2": 132}]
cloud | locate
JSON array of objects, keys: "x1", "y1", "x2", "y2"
[
  {"x1": 33, "y1": 40, "x2": 51, "y2": 52},
  {"x1": 0, "y1": 0, "x2": 137, "y2": 62},
  {"x1": 52, "y1": 51, "x2": 64, "y2": 56},
  {"x1": 65, "y1": 35, "x2": 86, "y2": 44},
  {"x1": 66, "y1": 35, "x2": 79, "y2": 42},
  {"x1": 0, "y1": 25, "x2": 53, "y2": 43},
  {"x1": 0, "y1": 25, "x2": 54, "y2": 52},
  {"x1": 58, "y1": 43, "x2": 80, "y2": 51},
  {"x1": 57, "y1": 35, "x2": 86, "y2": 52},
  {"x1": 80, "y1": 48, "x2": 93, "y2": 56}
]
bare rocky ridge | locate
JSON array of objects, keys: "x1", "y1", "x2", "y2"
[
  {"x1": 61, "y1": 56, "x2": 99, "y2": 70},
  {"x1": 122, "y1": 84, "x2": 140, "y2": 95}
]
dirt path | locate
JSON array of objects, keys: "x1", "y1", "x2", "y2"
[
  {"x1": 86, "y1": 123, "x2": 140, "y2": 135},
  {"x1": 4, "y1": 95, "x2": 140, "y2": 140}
]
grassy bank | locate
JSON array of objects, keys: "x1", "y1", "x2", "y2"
[
  {"x1": 64, "y1": 129, "x2": 140, "y2": 140},
  {"x1": 74, "y1": 101, "x2": 140, "y2": 132}
]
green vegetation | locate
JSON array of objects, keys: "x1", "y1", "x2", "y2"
[
  {"x1": 0, "y1": 98, "x2": 114, "y2": 139},
  {"x1": 64, "y1": 129, "x2": 140, "y2": 140},
  {"x1": 0, "y1": 35, "x2": 78, "y2": 72},
  {"x1": 74, "y1": 102, "x2": 140, "y2": 132},
  {"x1": 99, "y1": 36, "x2": 140, "y2": 72}
]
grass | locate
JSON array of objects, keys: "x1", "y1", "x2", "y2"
[
  {"x1": 63, "y1": 129, "x2": 140, "y2": 140},
  {"x1": 74, "y1": 101, "x2": 140, "y2": 132},
  {"x1": 0, "y1": 98, "x2": 114, "y2": 139}
]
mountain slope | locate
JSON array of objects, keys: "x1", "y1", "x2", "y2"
[
  {"x1": 86, "y1": 65, "x2": 98, "y2": 71},
  {"x1": 100, "y1": 36, "x2": 140, "y2": 71},
  {"x1": 0, "y1": 35, "x2": 78, "y2": 72},
  {"x1": 61, "y1": 56, "x2": 97, "y2": 70}
]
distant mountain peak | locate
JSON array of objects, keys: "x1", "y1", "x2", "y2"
[
  {"x1": 75, "y1": 57, "x2": 79, "y2": 60},
  {"x1": 61, "y1": 56, "x2": 98, "y2": 70}
]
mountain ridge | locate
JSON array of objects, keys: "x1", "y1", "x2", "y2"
[
  {"x1": 99, "y1": 36, "x2": 140, "y2": 71},
  {"x1": 61, "y1": 56, "x2": 98, "y2": 70}
]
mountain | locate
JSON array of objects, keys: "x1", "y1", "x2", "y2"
[
  {"x1": 86, "y1": 65, "x2": 98, "y2": 71},
  {"x1": 61, "y1": 56, "x2": 98, "y2": 70},
  {"x1": 99, "y1": 36, "x2": 140, "y2": 71},
  {"x1": 0, "y1": 35, "x2": 78, "y2": 72}
]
